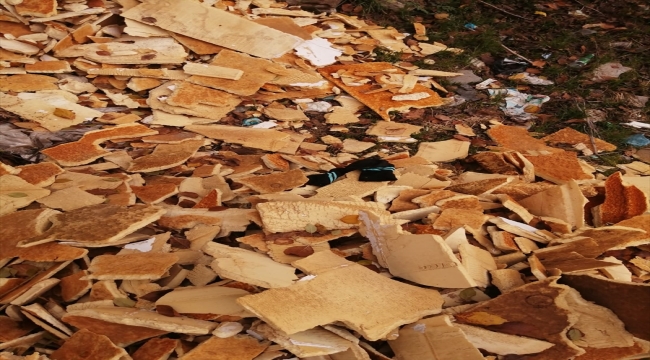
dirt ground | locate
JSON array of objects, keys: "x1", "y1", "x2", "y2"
[{"x1": 339, "y1": 0, "x2": 649, "y2": 168}]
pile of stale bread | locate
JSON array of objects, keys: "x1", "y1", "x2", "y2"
[{"x1": 0, "y1": 0, "x2": 650, "y2": 359}]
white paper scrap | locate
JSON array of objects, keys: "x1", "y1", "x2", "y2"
[{"x1": 294, "y1": 38, "x2": 342, "y2": 67}]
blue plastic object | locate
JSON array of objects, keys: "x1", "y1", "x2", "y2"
[
  {"x1": 626, "y1": 133, "x2": 650, "y2": 147},
  {"x1": 242, "y1": 118, "x2": 262, "y2": 127}
]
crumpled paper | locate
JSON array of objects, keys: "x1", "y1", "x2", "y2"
[
  {"x1": 488, "y1": 89, "x2": 550, "y2": 121},
  {"x1": 508, "y1": 72, "x2": 554, "y2": 85},
  {"x1": 591, "y1": 62, "x2": 632, "y2": 82}
]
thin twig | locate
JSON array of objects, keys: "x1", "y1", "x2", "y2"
[
  {"x1": 500, "y1": 43, "x2": 534, "y2": 64},
  {"x1": 476, "y1": 0, "x2": 530, "y2": 20},
  {"x1": 576, "y1": 99, "x2": 601, "y2": 156}
]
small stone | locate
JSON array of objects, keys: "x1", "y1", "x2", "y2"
[
  {"x1": 449, "y1": 70, "x2": 482, "y2": 85},
  {"x1": 212, "y1": 322, "x2": 244, "y2": 338}
]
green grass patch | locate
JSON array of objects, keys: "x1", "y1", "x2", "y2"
[
  {"x1": 588, "y1": 121, "x2": 635, "y2": 148},
  {"x1": 373, "y1": 47, "x2": 403, "y2": 63}
]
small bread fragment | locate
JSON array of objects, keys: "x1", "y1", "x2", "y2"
[
  {"x1": 359, "y1": 211, "x2": 476, "y2": 288},
  {"x1": 592, "y1": 171, "x2": 649, "y2": 226},
  {"x1": 50, "y1": 329, "x2": 128, "y2": 360},
  {"x1": 131, "y1": 183, "x2": 179, "y2": 204},
  {"x1": 525, "y1": 151, "x2": 594, "y2": 184},
  {"x1": 542, "y1": 127, "x2": 616, "y2": 152},
  {"x1": 61, "y1": 315, "x2": 168, "y2": 347},
  {"x1": 518, "y1": 180, "x2": 587, "y2": 229},
  {"x1": 251, "y1": 323, "x2": 351, "y2": 358},
  {"x1": 388, "y1": 315, "x2": 484, "y2": 360},
  {"x1": 447, "y1": 177, "x2": 512, "y2": 196},
  {"x1": 180, "y1": 335, "x2": 268, "y2": 360},
  {"x1": 236, "y1": 169, "x2": 308, "y2": 194},
  {"x1": 0, "y1": 92, "x2": 102, "y2": 132},
  {"x1": 16, "y1": 162, "x2": 63, "y2": 187},
  {"x1": 156, "y1": 285, "x2": 253, "y2": 317},
  {"x1": 432, "y1": 208, "x2": 488, "y2": 231},
  {"x1": 472, "y1": 152, "x2": 520, "y2": 175},
  {"x1": 486, "y1": 125, "x2": 560, "y2": 154},
  {"x1": 257, "y1": 201, "x2": 390, "y2": 233},
  {"x1": 389, "y1": 189, "x2": 430, "y2": 211},
  {"x1": 87, "y1": 252, "x2": 179, "y2": 280},
  {"x1": 65, "y1": 307, "x2": 216, "y2": 335},
  {"x1": 203, "y1": 242, "x2": 298, "y2": 288},
  {"x1": 185, "y1": 124, "x2": 293, "y2": 153},
  {"x1": 25, "y1": 60, "x2": 72, "y2": 74},
  {"x1": 59, "y1": 270, "x2": 92, "y2": 303},
  {"x1": 0, "y1": 175, "x2": 50, "y2": 216},
  {"x1": 455, "y1": 323, "x2": 554, "y2": 355},
  {"x1": 128, "y1": 139, "x2": 204, "y2": 172},
  {"x1": 132, "y1": 338, "x2": 178, "y2": 360},
  {"x1": 0, "y1": 74, "x2": 58, "y2": 92},
  {"x1": 37, "y1": 187, "x2": 105, "y2": 211},
  {"x1": 41, "y1": 123, "x2": 158, "y2": 166}
]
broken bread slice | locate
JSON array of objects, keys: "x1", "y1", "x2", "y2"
[
  {"x1": 319, "y1": 62, "x2": 444, "y2": 121},
  {"x1": 237, "y1": 250, "x2": 443, "y2": 341},
  {"x1": 202, "y1": 242, "x2": 298, "y2": 288},
  {"x1": 65, "y1": 307, "x2": 216, "y2": 335},
  {"x1": 591, "y1": 171, "x2": 648, "y2": 226},
  {"x1": 50, "y1": 329, "x2": 128, "y2": 360},
  {"x1": 18, "y1": 204, "x2": 165, "y2": 247},
  {"x1": 128, "y1": 139, "x2": 205, "y2": 173},
  {"x1": 61, "y1": 315, "x2": 167, "y2": 347},
  {"x1": 455, "y1": 277, "x2": 584, "y2": 360},
  {"x1": 179, "y1": 335, "x2": 268, "y2": 360},
  {"x1": 388, "y1": 315, "x2": 484, "y2": 360},
  {"x1": 0, "y1": 175, "x2": 51, "y2": 216},
  {"x1": 236, "y1": 169, "x2": 308, "y2": 194},
  {"x1": 41, "y1": 123, "x2": 157, "y2": 167},
  {"x1": 87, "y1": 252, "x2": 179, "y2": 280},
  {"x1": 358, "y1": 211, "x2": 476, "y2": 288},
  {"x1": 257, "y1": 201, "x2": 390, "y2": 233}
]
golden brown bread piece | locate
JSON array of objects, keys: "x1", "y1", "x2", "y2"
[
  {"x1": 472, "y1": 152, "x2": 520, "y2": 175},
  {"x1": 541, "y1": 127, "x2": 616, "y2": 152},
  {"x1": 18, "y1": 204, "x2": 165, "y2": 247},
  {"x1": 132, "y1": 338, "x2": 179, "y2": 360},
  {"x1": 128, "y1": 139, "x2": 204, "y2": 173},
  {"x1": 319, "y1": 62, "x2": 444, "y2": 121},
  {"x1": 525, "y1": 151, "x2": 594, "y2": 184},
  {"x1": 0, "y1": 208, "x2": 88, "y2": 262},
  {"x1": 0, "y1": 74, "x2": 58, "y2": 92},
  {"x1": 487, "y1": 125, "x2": 561, "y2": 154},
  {"x1": 592, "y1": 172, "x2": 649, "y2": 226},
  {"x1": 16, "y1": 162, "x2": 63, "y2": 187},
  {"x1": 50, "y1": 329, "x2": 128, "y2": 360},
  {"x1": 41, "y1": 123, "x2": 157, "y2": 166},
  {"x1": 131, "y1": 183, "x2": 178, "y2": 204},
  {"x1": 15, "y1": 0, "x2": 57, "y2": 17}
]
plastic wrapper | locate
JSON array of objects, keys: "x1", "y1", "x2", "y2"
[{"x1": 488, "y1": 89, "x2": 550, "y2": 121}]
